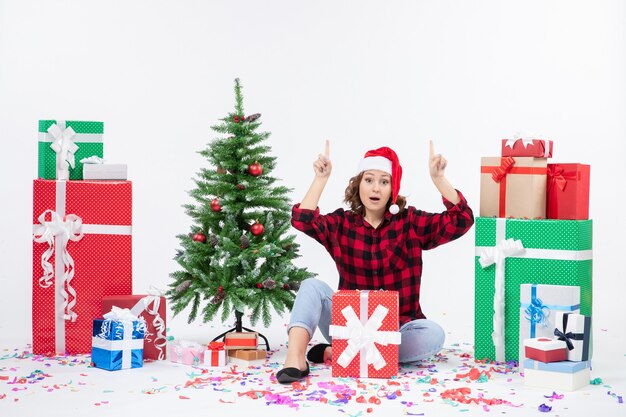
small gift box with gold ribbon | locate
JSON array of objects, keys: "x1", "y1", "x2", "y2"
[
  {"x1": 547, "y1": 163, "x2": 591, "y2": 220},
  {"x1": 204, "y1": 341, "x2": 228, "y2": 367},
  {"x1": 38, "y1": 120, "x2": 104, "y2": 180},
  {"x1": 480, "y1": 156, "x2": 547, "y2": 219},
  {"x1": 329, "y1": 290, "x2": 401, "y2": 379},
  {"x1": 501, "y1": 136, "x2": 553, "y2": 158}
]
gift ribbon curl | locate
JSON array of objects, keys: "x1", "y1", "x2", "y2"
[
  {"x1": 329, "y1": 304, "x2": 401, "y2": 371},
  {"x1": 130, "y1": 290, "x2": 167, "y2": 360},
  {"x1": 33, "y1": 209, "x2": 84, "y2": 321}
]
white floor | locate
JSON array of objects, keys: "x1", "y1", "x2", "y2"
[{"x1": 1, "y1": 319, "x2": 624, "y2": 417}]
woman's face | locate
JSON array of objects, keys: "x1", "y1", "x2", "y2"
[{"x1": 359, "y1": 170, "x2": 392, "y2": 217}]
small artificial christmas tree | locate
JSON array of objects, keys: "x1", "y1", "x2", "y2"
[{"x1": 168, "y1": 78, "x2": 314, "y2": 331}]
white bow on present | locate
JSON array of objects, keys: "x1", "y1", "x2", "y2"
[
  {"x1": 478, "y1": 238, "x2": 525, "y2": 362},
  {"x1": 32, "y1": 209, "x2": 84, "y2": 322},
  {"x1": 48, "y1": 121, "x2": 79, "y2": 180},
  {"x1": 329, "y1": 303, "x2": 401, "y2": 375}
]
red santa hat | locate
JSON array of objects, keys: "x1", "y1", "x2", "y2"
[{"x1": 356, "y1": 146, "x2": 403, "y2": 214}]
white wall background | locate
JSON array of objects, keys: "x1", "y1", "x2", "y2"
[{"x1": 0, "y1": 0, "x2": 624, "y2": 347}]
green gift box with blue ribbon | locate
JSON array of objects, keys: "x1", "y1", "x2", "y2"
[
  {"x1": 474, "y1": 217, "x2": 592, "y2": 363},
  {"x1": 38, "y1": 120, "x2": 104, "y2": 180}
]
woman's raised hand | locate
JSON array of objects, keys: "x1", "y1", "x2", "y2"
[
  {"x1": 428, "y1": 140, "x2": 447, "y2": 180},
  {"x1": 313, "y1": 140, "x2": 332, "y2": 178}
]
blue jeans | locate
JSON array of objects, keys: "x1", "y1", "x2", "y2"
[{"x1": 288, "y1": 278, "x2": 445, "y2": 363}]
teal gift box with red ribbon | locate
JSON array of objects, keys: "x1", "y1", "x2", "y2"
[{"x1": 547, "y1": 163, "x2": 591, "y2": 220}]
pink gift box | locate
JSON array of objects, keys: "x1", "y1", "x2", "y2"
[{"x1": 169, "y1": 341, "x2": 204, "y2": 366}]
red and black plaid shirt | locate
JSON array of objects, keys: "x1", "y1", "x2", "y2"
[{"x1": 291, "y1": 190, "x2": 474, "y2": 325}]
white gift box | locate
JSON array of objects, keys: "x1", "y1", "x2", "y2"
[
  {"x1": 523, "y1": 359, "x2": 590, "y2": 391},
  {"x1": 554, "y1": 312, "x2": 591, "y2": 362},
  {"x1": 203, "y1": 348, "x2": 227, "y2": 367},
  {"x1": 519, "y1": 284, "x2": 580, "y2": 370},
  {"x1": 83, "y1": 163, "x2": 127, "y2": 180}
]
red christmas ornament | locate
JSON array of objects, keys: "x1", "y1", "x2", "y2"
[
  {"x1": 218, "y1": 286, "x2": 223, "y2": 292},
  {"x1": 233, "y1": 115, "x2": 240, "y2": 123},
  {"x1": 192, "y1": 232, "x2": 207, "y2": 243},
  {"x1": 256, "y1": 283, "x2": 263, "y2": 289},
  {"x1": 236, "y1": 184, "x2": 245, "y2": 190},
  {"x1": 210, "y1": 198, "x2": 222, "y2": 212},
  {"x1": 282, "y1": 284, "x2": 290, "y2": 290},
  {"x1": 250, "y1": 221, "x2": 264, "y2": 236},
  {"x1": 248, "y1": 161, "x2": 263, "y2": 177}
]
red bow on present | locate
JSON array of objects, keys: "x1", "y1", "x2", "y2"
[
  {"x1": 208, "y1": 341, "x2": 225, "y2": 351},
  {"x1": 547, "y1": 166, "x2": 568, "y2": 191},
  {"x1": 491, "y1": 157, "x2": 515, "y2": 183}
]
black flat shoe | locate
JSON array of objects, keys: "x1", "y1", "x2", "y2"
[
  {"x1": 276, "y1": 362, "x2": 310, "y2": 384},
  {"x1": 306, "y1": 343, "x2": 331, "y2": 364}
]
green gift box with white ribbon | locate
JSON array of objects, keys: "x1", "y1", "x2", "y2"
[
  {"x1": 38, "y1": 120, "x2": 104, "y2": 180},
  {"x1": 474, "y1": 217, "x2": 592, "y2": 363}
]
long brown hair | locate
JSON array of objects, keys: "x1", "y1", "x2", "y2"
[{"x1": 343, "y1": 172, "x2": 407, "y2": 216}]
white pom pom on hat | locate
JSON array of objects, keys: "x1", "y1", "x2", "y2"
[{"x1": 356, "y1": 147, "x2": 403, "y2": 214}]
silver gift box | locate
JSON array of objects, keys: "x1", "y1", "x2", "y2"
[{"x1": 83, "y1": 164, "x2": 128, "y2": 180}]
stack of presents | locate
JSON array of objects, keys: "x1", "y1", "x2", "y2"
[
  {"x1": 31, "y1": 119, "x2": 264, "y2": 371},
  {"x1": 475, "y1": 136, "x2": 592, "y2": 390}
]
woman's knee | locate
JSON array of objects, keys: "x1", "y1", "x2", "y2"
[{"x1": 299, "y1": 278, "x2": 333, "y2": 298}]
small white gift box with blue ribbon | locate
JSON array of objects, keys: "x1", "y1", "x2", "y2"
[
  {"x1": 518, "y1": 284, "x2": 580, "y2": 370},
  {"x1": 91, "y1": 307, "x2": 146, "y2": 371}
]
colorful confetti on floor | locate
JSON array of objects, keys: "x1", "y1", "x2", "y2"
[{"x1": 0, "y1": 341, "x2": 623, "y2": 416}]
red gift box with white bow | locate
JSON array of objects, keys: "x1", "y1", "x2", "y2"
[
  {"x1": 32, "y1": 179, "x2": 132, "y2": 355},
  {"x1": 329, "y1": 290, "x2": 401, "y2": 379}
]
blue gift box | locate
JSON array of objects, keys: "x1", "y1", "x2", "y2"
[
  {"x1": 91, "y1": 318, "x2": 145, "y2": 371},
  {"x1": 523, "y1": 358, "x2": 590, "y2": 373}
]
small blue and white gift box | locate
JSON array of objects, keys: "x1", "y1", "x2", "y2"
[{"x1": 91, "y1": 306, "x2": 146, "y2": 371}]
